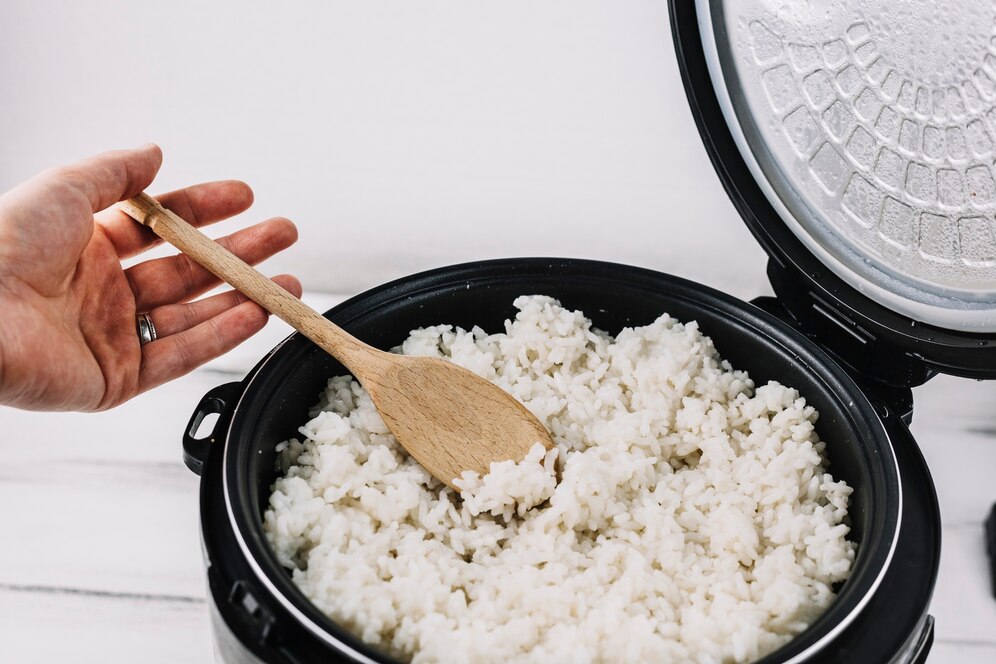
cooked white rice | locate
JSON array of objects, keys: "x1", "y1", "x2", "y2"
[{"x1": 264, "y1": 295, "x2": 855, "y2": 663}]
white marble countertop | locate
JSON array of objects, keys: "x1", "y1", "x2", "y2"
[{"x1": 1, "y1": 290, "x2": 995, "y2": 663}]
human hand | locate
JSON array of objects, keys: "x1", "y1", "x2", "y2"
[{"x1": 0, "y1": 144, "x2": 301, "y2": 411}]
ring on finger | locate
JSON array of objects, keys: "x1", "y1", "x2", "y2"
[{"x1": 137, "y1": 312, "x2": 158, "y2": 346}]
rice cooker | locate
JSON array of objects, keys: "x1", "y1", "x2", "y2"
[{"x1": 181, "y1": 2, "x2": 996, "y2": 662}]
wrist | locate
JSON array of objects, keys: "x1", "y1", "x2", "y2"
[
  {"x1": 0, "y1": 295, "x2": 8, "y2": 406},
  {"x1": 0, "y1": 331, "x2": 6, "y2": 405},
  {"x1": 0, "y1": 277, "x2": 15, "y2": 407}
]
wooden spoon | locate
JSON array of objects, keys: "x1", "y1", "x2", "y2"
[{"x1": 119, "y1": 192, "x2": 553, "y2": 491}]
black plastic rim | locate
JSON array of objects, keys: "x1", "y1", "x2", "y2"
[
  {"x1": 668, "y1": 0, "x2": 996, "y2": 380},
  {"x1": 214, "y1": 258, "x2": 902, "y2": 663}
]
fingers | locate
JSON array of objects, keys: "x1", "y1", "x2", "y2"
[
  {"x1": 138, "y1": 279, "x2": 301, "y2": 391},
  {"x1": 147, "y1": 275, "x2": 302, "y2": 337},
  {"x1": 126, "y1": 217, "x2": 299, "y2": 311},
  {"x1": 96, "y1": 180, "x2": 254, "y2": 258},
  {"x1": 42, "y1": 144, "x2": 163, "y2": 214}
]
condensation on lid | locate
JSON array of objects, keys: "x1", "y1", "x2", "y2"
[{"x1": 697, "y1": 0, "x2": 996, "y2": 332}]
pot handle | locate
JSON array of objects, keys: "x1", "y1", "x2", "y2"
[{"x1": 183, "y1": 381, "x2": 242, "y2": 476}]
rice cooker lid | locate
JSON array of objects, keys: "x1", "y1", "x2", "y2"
[{"x1": 672, "y1": 0, "x2": 996, "y2": 377}]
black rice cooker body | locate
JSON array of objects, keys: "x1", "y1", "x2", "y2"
[{"x1": 188, "y1": 258, "x2": 940, "y2": 664}]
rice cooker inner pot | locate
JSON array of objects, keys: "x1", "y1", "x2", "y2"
[{"x1": 197, "y1": 258, "x2": 913, "y2": 663}]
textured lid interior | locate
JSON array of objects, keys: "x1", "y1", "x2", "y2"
[{"x1": 698, "y1": 0, "x2": 996, "y2": 331}]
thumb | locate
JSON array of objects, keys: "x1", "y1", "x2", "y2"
[
  {"x1": 0, "y1": 144, "x2": 163, "y2": 291},
  {"x1": 40, "y1": 143, "x2": 164, "y2": 214}
]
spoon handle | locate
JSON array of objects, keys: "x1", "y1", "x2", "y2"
[{"x1": 119, "y1": 192, "x2": 374, "y2": 365}]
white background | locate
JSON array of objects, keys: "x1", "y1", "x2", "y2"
[
  {"x1": 1, "y1": 1, "x2": 994, "y2": 662},
  {"x1": 0, "y1": 0, "x2": 767, "y2": 298}
]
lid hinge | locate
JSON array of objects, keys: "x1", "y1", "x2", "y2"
[
  {"x1": 764, "y1": 260, "x2": 936, "y2": 390},
  {"x1": 751, "y1": 294, "x2": 916, "y2": 425}
]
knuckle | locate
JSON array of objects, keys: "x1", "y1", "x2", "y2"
[{"x1": 176, "y1": 255, "x2": 199, "y2": 294}]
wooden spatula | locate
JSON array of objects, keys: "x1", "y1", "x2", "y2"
[{"x1": 119, "y1": 192, "x2": 554, "y2": 490}]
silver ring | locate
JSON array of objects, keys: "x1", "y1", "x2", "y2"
[{"x1": 137, "y1": 313, "x2": 157, "y2": 346}]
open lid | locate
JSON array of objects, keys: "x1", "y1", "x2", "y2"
[{"x1": 670, "y1": 0, "x2": 996, "y2": 383}]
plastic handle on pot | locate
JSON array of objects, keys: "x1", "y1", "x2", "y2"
[{"x1": 184, "y1": 382, "x2": 241, "y2": 476}]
